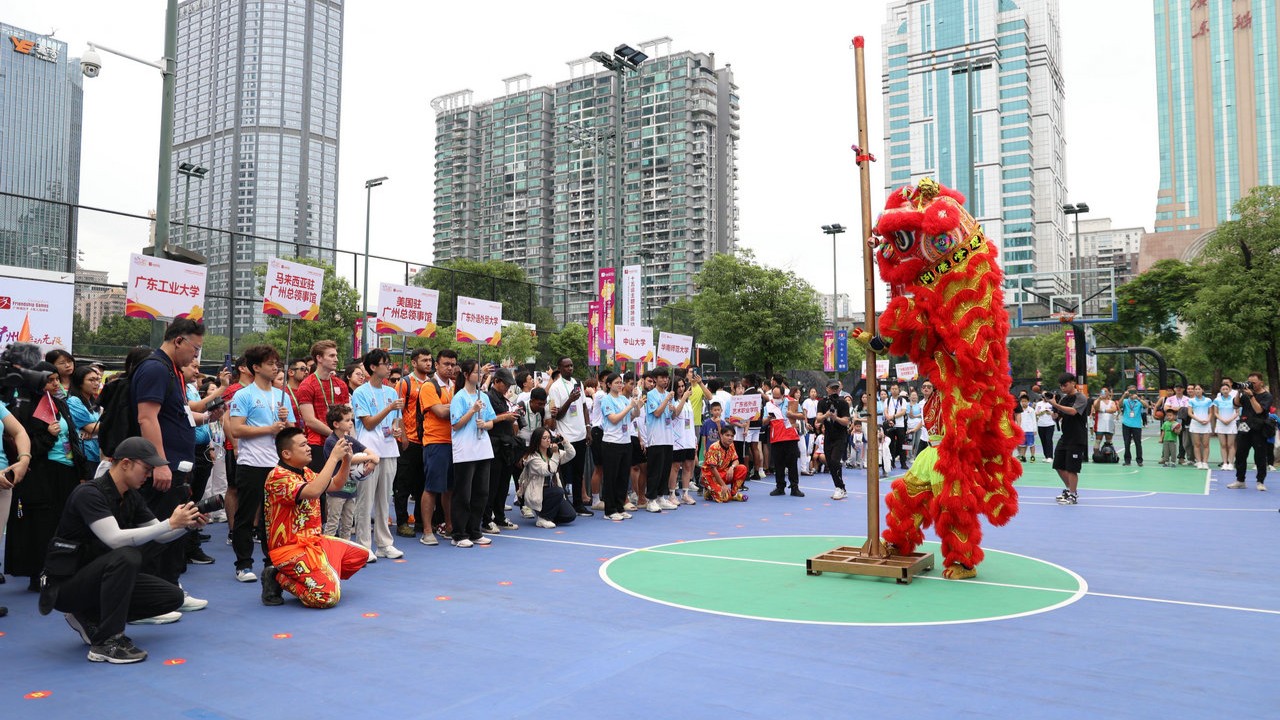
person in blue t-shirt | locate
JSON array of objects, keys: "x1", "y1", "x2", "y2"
[{"x1": 1119, "y1": 386, "x2": 1150, "y2": 466}]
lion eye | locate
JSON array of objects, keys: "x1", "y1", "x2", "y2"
[{"x1": 894, "y1": 231, "x2": 915, "y2": 252}]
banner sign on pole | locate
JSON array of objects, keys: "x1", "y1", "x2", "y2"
[
  {"x1": 587, "y1": 300, "x2": 602, "y2": 366},
  {"x1": 622, "y1": 265, "x2": 642, "y2": 327},
  {"x1": 1064, "y1": 331, "x2": 1077, "y2": 376},
  {"x1": 656, "y1": 332, "x2": 693, "y2": 368},
  {"x1": 125, "y1": 253, "x2": 207, "y2": 322},
  {"x1": 0, "y1": 268, "x2": 74, "y2": 352},
  {"x1": 375, "y1": 283, "x2": 438, "y2": 337},
  {"x1": 1086, "y1": 352, "x2": 1098, "y2": 376},
  {"x1": 455, "y1": 296, "x2": 502, "y2": 346},
  {"x1": 613, "y1": 324, "x2": 653, "y2": 363},
  {"x1": 822, "y1": 330, "x2": 835, "y2": 372},
  {"x1": 895, "y1": 362, "x2": 918, "y2": 381},
  {"x1": 262, "y1": 257, "x2": 323, "y2": 321},
  {"x1": 728, "y1": 394, "x2": 762, "y2": 426},
  {"x1": 877, "y1": 359, "x2": 890, "y2": 379},
  {"x1": 598, "y1": 267, "x2": 616, "y2": 350},
  {"x1": 836, "y1": 329, "x2": 849, "y2": 372}
]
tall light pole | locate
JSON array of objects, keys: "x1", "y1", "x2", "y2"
[
  {"x1": 1062, "y1": 202, "x2": 1090, "y2": 300},
  {"x1": 177, "y1": 161, "x2": 208, "y2": 247},
  {"x1": 362, "y1": 176, "x2": 388, "y2": 356},
  {"x1": 591, "y1": 43, "x2": 647, "y2": 271},
  {"x1": 951, "y1": 59, "x2": 992, "y2": 214},
  {"x1": 80, "y1": 0, "x2": 179, "y2": 347},
  {"x1": 822, "y1": 224, "x2": 846, "y2": 334}
]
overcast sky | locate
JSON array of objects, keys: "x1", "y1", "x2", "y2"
[{"x1": 7, "y1": 0, "x2": 1158, "y2": 313}]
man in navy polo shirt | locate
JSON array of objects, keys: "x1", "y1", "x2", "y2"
[{"x1": 131, "y1": 318, "x2": 207, "y2": 613}]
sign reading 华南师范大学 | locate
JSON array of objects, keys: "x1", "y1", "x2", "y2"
[
  {"x1": 125, "y1": 253, "x2": 207, "y2": 323},
  {"x1": 0, "y1": 265, "x2": 74, "y2": 353},
  {"x1": 655, "y1": 332, "x2": 692, "y2": 368}
]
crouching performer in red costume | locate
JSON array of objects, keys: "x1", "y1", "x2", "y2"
[
  {"x1": 260, "y1": 427, "x2": 369, "y2": 607},
  {"x1": 854, "y1": 178, "x2": 1021, "y2": 579}
]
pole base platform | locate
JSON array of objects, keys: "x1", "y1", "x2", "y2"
[{"x1": 806, "y1": 546, "x2": 935, "y2": 584}]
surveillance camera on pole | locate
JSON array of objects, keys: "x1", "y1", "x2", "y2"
[{"x1": 80, "y1": 46, "x2": 102, "y2": 77}]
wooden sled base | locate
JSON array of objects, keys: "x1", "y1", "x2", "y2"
[{"x1": 806, "y1": 546, "x2": 936, "y2": 584}]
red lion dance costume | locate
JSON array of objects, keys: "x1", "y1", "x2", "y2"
[{"x1": 855, "y1": 178, "x2": 1021, "y2": 579}]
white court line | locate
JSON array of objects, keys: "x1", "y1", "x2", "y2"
[
  {"x1": 1020, "y1": 502, "x2": 1276, "y2": 512},
  {"x1": 508, "y1": 534, "x2": 1280, "y2": 617}
]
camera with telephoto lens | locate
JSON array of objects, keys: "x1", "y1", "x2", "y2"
[
  {"x1": 0, "y1": 343, "x2": 52, "y2": 400},
  {"x1": 195, "y1": 494, "x2": 225, "y2": 515},
  {"x1": 1233, "y1": 381, "x2": 1248, "y2": 392}
]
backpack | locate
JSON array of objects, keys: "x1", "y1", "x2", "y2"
[
  {"x1": 1092, "y1": 442, "x2": 1119, "y2": 464},
  {"x1": 98, "y1": 356, "x2": 176, "y2": 459}
]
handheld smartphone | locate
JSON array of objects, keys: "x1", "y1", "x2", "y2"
[{"x1": 222, "y1": 353, "x2": 233, "y2": 373}]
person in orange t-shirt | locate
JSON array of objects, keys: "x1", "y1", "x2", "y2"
[
  {"x1": 392, "y1": 349, "x2": 433, "y2": 538},
  {"x1": 414, "y1": 349, "x2": 458, "y2": 544}
]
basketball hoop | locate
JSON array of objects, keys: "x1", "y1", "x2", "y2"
[{"x1": 1050, "y1": 311, "x2": 1076, "y2": 324}]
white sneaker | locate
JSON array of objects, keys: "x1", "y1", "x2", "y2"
[
  {"x1": 832, "y1": 487, "x2": 848, "y2": 500},
  {"x1": 419, "y1": 533, "x2": 439, "y2": 546},
  {"x1": 376, "y1": 546, "x2": 404, "y2": 559},
  {"x1": 646, "y1": 500, "x2": 662, "y2": 513},
  {"x1": 681, "y1": 492, "x2": 697, "y2": 505},
  {"x1": 207, "y1": 510, "x2": 228, "y2": 523},
  {"x1": 481, "y1": 522, "x2": 501, "y2": 535},
  {"x1": 367, "y1": 552, "x2": 378, "y2": 564},
  {"x1": 474, "y1": 536, "x2": 492, "y2": 545},
  {"x1": 591, "y1": 499, "x2": 606, "y2": 511},
  {"x1": 606, "y1": 512, "x2": 625, "y2": 521},
  {"x1": 451, "y1": 538, "x2": 474, "y2": 548},
  {"x1": 499, "y1": 519, "x2": 519, "y2": 530},
  {"x1": 1226, "y1": 481, "x2": 1246, "y2": 489},
  {"x1": 623, "y1": 502, "x2": 638, "y2": 512},
  {"x1": 620, "y1": 512, "x2": 633, "y2": 519},
  {"x1": 235, "y1": 568, "x2": 257, "y2": 583},
  {"x1": 129, "y1": 611, "x2": 182, "y2": 625},
  {"x1": 178, "y1": 592, "x2": 208, "y2": 612},
  {"x1": 535, "y1": 518, "x2": 556, "y2": 529},
  {"x1": 520, "y1": 505, "x2": 536, "y2": 519},
  {"x1": 658, "y1": 497, "x2": 679, "y2": 510},
  {"x1": 1224, "y1": 463, "x2": 1235, "y2": 471}
]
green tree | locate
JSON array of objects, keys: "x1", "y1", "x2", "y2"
[
  {"x1": 691, "y1": 250, "x2": 826, "y2": 376},
  {"x1": 256, "y1": 257, "x2": 361, "y2": 361},
  {"x1": 1185, "y1": 185, "x2": 1280, "y2": 390},
  {"x1": 410, "y1": 258, "x2": 556, "y2": 328},
  {"x1": 91, "y1": 314, "x2": 152, "y2": 350},
  {"x1": 651, "y1": 298, "x2": 697, "y2": 337},
  {"x1": 1100, "y1": 259, "x2": 1201, "y2": 345},
  {"x1": 1007, "y1": 328, "x2": 1068, "y2": 381},
  {"x1": 543, "y1": 323, "x2": 588, "y2": 379}
]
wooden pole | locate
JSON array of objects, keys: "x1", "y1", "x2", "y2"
[
  {"x1": 285, "y1": 318, "x2": 294, "y2": 369},
  {"x1": 854, "y1": 36, "x2": 887, "y2": 559}
]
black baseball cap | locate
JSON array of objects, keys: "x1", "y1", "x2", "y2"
[
  {"x1": 827, "y1": 380, "x2": 841, "y2": 389},
  {"x1": 113, "y1": 437, "x2": 168, "y2": 467}
]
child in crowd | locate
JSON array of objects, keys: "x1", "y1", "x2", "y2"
[
  {"x1": 808, "y1": 433, "x2": 826, "y2": 475},
  {"x1": 701, "y1": 402, "x2": 727, "y2": 461},
  {"x1": 1160, "y1": 413, "x2": 1179, "y2": 467},
  {"x1": 322, "y1": 405, "x2": 378, "y2": 538},
  {"x1": 849, "y1": 420, "x2": 866, "y2": 469},
  {"x1": 1018, "y1": 395, "x2": 1037, "y2": 462}
]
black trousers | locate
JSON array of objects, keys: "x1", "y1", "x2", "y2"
[
  {"x1": 393, "y1": 441, "x2": 425, "y2": 529},
  {"x1": 53, "y1": 546, "x2": 184, "y2": 645},
  {"x1": 538, "y1": 484, "x2": 577, "y2": 524},
  {"x1": 886, "y1": 426, "x2": 907, "y2": 467},
  {"x1": 1038, "y1": 425, "x2": 1056, "y2": 458},
  {"x1": 601, "y1": 441, "x2": 632, "y2": 515},
  {"x1": 186, "y1": 447, "x2": 213, "y2": 558},
  {"x1": 772, "y1": 441, "x2": 801, "y2": 490},
  {"x1": 825, "y1": 434, "x2": 847, "y2": 489},
  {"x1": 1121, "y1": 425, "x2": 1143, "y2": 464},
  {"x1": 139, "y1": 470, "x2": 193, "y2": 585},
  {"x1": 450, "y1": 460, "x2": 489, "y2": 542},
  {"x1": 645, "y1": 444, "x2": 674, "y2": 500},
  {"x1": 231, "y1": 465, "x2": 271, "y2": 571},
  {"x1": 1235, "y1": 427, "x2": 1271, "y2": 485},
  {"x1": 560, "y1": 439, "x2": 589, "y2": 509},
  {"x1": 484, "y1": 448, "x2": 514, "y2": 525}
]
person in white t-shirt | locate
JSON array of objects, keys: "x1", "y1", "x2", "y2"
[
  {"x1": 668, "y1": 376, "x2": 698, "y2": 506},
  {"x1": 1017, "y1": 395, "x2": 1037, "y2": 462},
  {"x1": 546, "y1": 357, "x2": 592, "y2": 516},
  {"x1": 350, "y1": 349, "x2": 405, "y2": 561},
  {"x1": 1035, "y1": 396, "x2": 1057, "y2": 458}
]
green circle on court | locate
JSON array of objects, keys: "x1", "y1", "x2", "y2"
[{"x1": 600, "y1": 535, "x2": 1087, "y2": 626}]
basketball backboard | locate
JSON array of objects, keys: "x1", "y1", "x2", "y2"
[{"x1": 1005, "y1": 267, "x2": 1118, "y2": 327}]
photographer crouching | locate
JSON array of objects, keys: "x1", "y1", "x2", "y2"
[{"x1": 40, "y1": 438, "x2": 207, "y2": 664}]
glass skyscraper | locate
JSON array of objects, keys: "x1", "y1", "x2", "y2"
[
  {"x1": 173, "y1": 0, "x2": 343, "y2": 336},
  {"x1": 1153, "y1": 0, "x2": 1280, "y2": 232},
  {"x1": 432, "y1": 40, "x2": 739, "y2": 321},
  {"x1": 880, "y1": 0, "x2": 1069, "y2": 287},
  {"x1": 0, "y1": 22, "x2": 82, "y2": 272}
]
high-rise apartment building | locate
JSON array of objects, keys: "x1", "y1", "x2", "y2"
[
  {"x1": 172, "y1": 0, "x2": 343, "y2": 336},
  {"x1": 0, "y1": 22, "x2": 82, "y2": 272},
  {"x1": 1153, "y1": 0, "x2": 1279, "y2": 233},
  {"x1": 881, "y1": 0, "x2": 1068, "y2": 290},
  {"x1": 432, "y1": 39, "x2": 739, "y2": 321}
]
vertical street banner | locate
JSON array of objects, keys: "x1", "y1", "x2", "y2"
[
  {"x1": 656, "y1": 331, "x2": 693, "y2": 368},
  {"x1": 598, "y1": 267, "x2": 616, "y2": 350},
  {"x1": 0, "y1": 267, "x2": 74, "y2": 352},
  {"x1": 125, "y1": 253, "x2": 207, "y2": 322},
  {"x1": 823, "y1": 330, "x2": 835, "y2": 372},
  {"x1": 613, "y1": 324, "x2": 653, "y2": 363},
  {"x1": 1086, "y1": 352, "x2": 1098, "y2": 376},
  {"x1": 587, "y1": 300, "x2": 602, "y2": 366},
  {"x1": 622, "y1": 264, "x2": 642, "y2": 327},
  {"x1": 1065, "y1": 330, "x2": 1077, "y2": 376},
  {"x1": 895, "y1": 362, "x2": 919, "y2": 381},
  {"x1": 262, "y1": 258, "x2": 324, "y2": 321},
  {"x1": 456, "y1": 296, "x2": 502, "y2": 346},
  {"x1": 375, "y1": 283, "x2": 439, "y2": 337},
  {"x1": 835, "y1": 329, "x2": 849, "y2": 372},
  {"x1": 877, "y1": 359, "x2": 891, "y2": 379}
]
